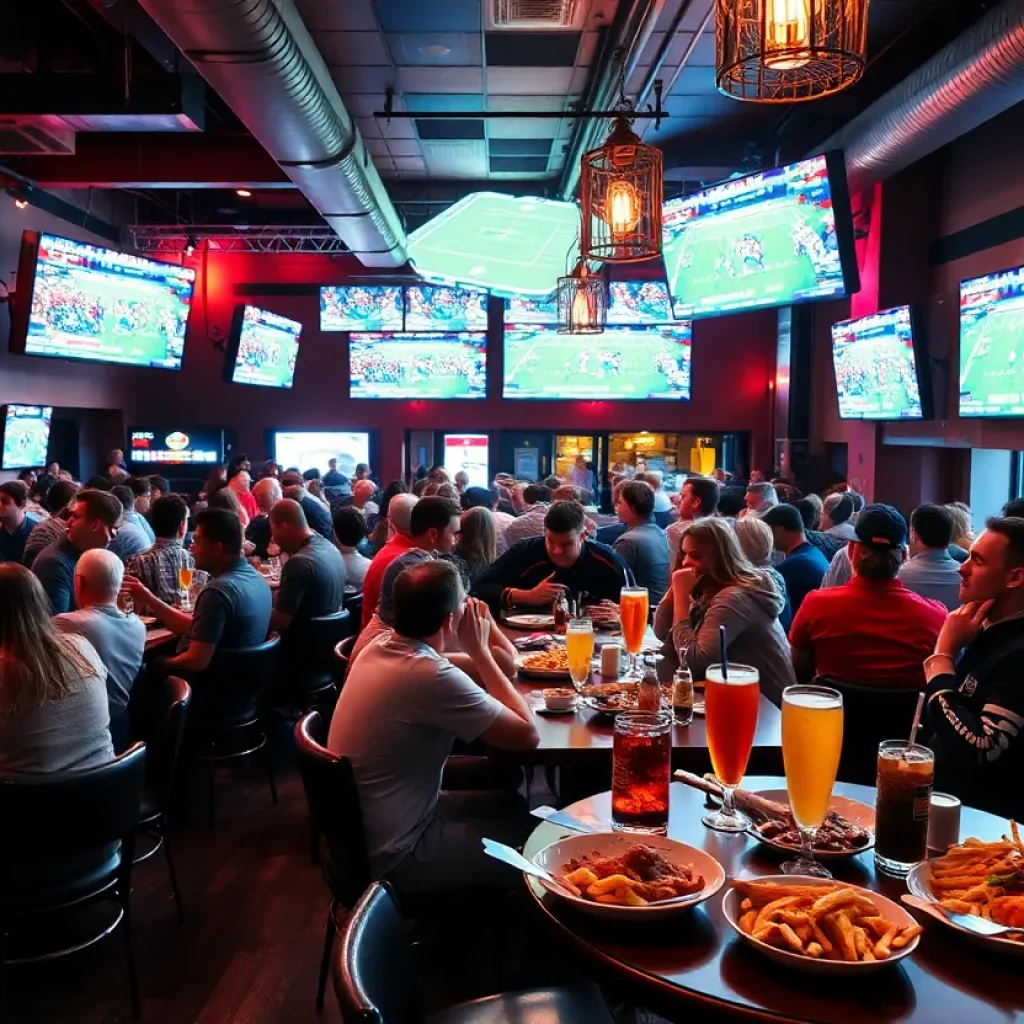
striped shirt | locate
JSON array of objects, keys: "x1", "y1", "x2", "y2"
[{"x1": 126, "y1": 538, "x2": 205, "y2": 606}]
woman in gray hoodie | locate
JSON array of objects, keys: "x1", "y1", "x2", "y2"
[{"x1": 654, "y1": 517, "x2": 795, "y2": 705}]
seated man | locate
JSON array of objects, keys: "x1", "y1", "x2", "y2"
[
  {"x1": 333, "y1": 505, "x2": 372, "y2": 589},
  {"x1": 761, "y1": 504, "x2": 830, "y2": 616},
  {"x1": 328, "y1": 560, "x2": 539, "y2": 893},
  {"x1": 122, "y1": 508, "x2": 272, "y2": 678},
  {"x1": 501, "y1": 483, "x2": 552, "y2": 549},
  {"x1": 789, "y1": 504, "x2": 947, "y2": 689},
  {"x1": 613, "y1": 480, "x2": 670, "y2": 607},
  {"x1": 280, "y1": 472, "x2": 334, "y2": 541},
  {"x1": 23, "y1": 479, "x2": 78, "y2": 569},
  {"x1": 473, "y1": 500, "x2": 630, "y2": 614},
  {"x1": 108, "y1": 485, "x2": 154, "y2": 562},
  {"x1": 898, "y1": 503, "x2": 963, "y2": 612},
  {"x1": 246, "y1": 476, "x2": 282, "y2": 560},
  {"x1": 924, "y1": 517, "x2": 1024, "y2": 818},
  {"x1": 55, "y1": 548, "x2": 145, "y2": 751},
  {"x1": 0, "y1": 481, "x2": 39, "y2": 565},
  {"x1": 126, "y1": 477, "x2": 156, "y2": 544},
  {"x1": 126, "y1": 494, "x2": 202, "y2": 606}
]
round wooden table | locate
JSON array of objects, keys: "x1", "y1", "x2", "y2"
[{"x1": 522, "y1": 778, "x2": 1023, "y2": 1023}]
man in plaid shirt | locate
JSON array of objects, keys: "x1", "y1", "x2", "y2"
[{"x1": 127, "y1": 494, "x2": 203, "y2": 604}]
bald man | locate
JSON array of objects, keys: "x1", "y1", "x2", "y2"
[
  {"x1": 269, "y1": 498, "x2": 347, "y2": 638},
  {"x1": 247, "y1": 476, "x2": 283, "y2": 560},
  {"x1": 55, "y1": 547, "x2": 146, "y2": 751},
  {"x1": 352, "y1": 479, "x2": 379, "y2": 517}
]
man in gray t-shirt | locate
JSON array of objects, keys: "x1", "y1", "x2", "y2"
[{"x1": 328, "y1": 560, "x2": 539, "y2": 893}]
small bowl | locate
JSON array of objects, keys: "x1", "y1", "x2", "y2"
[{"x1": 544, "y1": 688, "x2": 577, "y2": 711}]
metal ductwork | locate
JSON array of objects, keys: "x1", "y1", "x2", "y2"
[
  {"x1": 135, "y1": 0, "x2": 407, "y2": 267},
  {"x1": 815, "y1": 0, "x2": 1024, "y2": 195}
]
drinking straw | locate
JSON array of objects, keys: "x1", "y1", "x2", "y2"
[
  {"x1": 718, "y1": 624, "x2": 729, "y2": 680},
  {"x1": 907, "y1": 691, "x2": 926, "y2": 751}
]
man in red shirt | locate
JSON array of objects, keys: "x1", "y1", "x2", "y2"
[{"x1": 789, "y1": 504, "x2": 947, "y2": 689}]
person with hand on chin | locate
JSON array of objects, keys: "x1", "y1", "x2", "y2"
[{"x1": 924, "y1": 516, "x2": 1024, "y2": 818}]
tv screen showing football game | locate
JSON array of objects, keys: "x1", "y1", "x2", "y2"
[
  {"x1": 17, "y1": 233, "x2": 194, "y2": 369},
  {"x1": 350, "y1": 332, "x2": 487, "y2": 399},
  {"x1": 228, "y1": 305, "x2": 302, "y2": 389},
  {"x1": 831, "y1": 306, "x2": 926, "y2": 421},
  {"x1": 662, "y1": 153, "x2": 858, "y2": 319},
  {"x1": 2, "y1": 405, "x2": 52, "y2": 469},
  {"x1": 129, "y1": 427, "x2": 223, "y2": 466},
  {"x1": 319, "y1": 285, "x2": 403, "y2": 332},
  {"x1": 503, "y1": 324, "x2": 691, "y2": 401},
  {"x1": 607, "y1": 281, "x2": 674, "y2": 324},
  {"x1": 272, "y1": 431, "x2": 370, "y2": 478},
  {"x1": 503, "y1": 294, "x2": 558, "y2": 324},
  {"x1": 959, "y1": 266, "x2": 1024, "y2": 417},
  {"x1": 405, "y1": 285, "x2": 488, "y2": 332}
]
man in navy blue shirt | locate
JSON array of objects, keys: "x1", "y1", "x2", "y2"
[
  {"x1": 0, "y1": 482, "x2": 38, "y2": 565},
  {"x1": 762, "y1": 504, "x2": 831, "y2": 617}
]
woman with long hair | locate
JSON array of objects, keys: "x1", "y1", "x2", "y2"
[
  {"x1": 654, "y1": 518, "x2": 795, "y2": 704},
  {"x1": 946, "y1": 502, "x2": 974, "y2": 552},
  {"x1": 368, "y1": 479, "x2": 408, "y2": 552},
  {"x1": 200, "y1": 463, "x2": 227, "y2": 501},
  {"x1": 0, "y1": 565, "x2": 114, "y2": 773},
  {"x1": 453, "y1": 506, "x2": 497, "y2": 588}
]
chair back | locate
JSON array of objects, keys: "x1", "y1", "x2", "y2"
[
  {"x1": 334, "y1": 635, "x2": 358, "y2": 690},
  {"x1": 286, "y1": 610, "x2": 353, "y2": 700},
  {"x1": 333, "y1": 882, "x2": 418, "y2": 1024},
  {"x1": 142, "y1": 676, "x2": 192, "y2": 813},
  {"x1": 653, "y1": 510, "x2": 673, "y2": 529},
  {"x1": 343, "y1": 592, "x2": 363, "y2": 623},
  {"x1": 190, "y1": 634, "x2": 281, "y2": 730},
  {"x1": 294, "y1": 712, "x2": 370, "y2": 904}
]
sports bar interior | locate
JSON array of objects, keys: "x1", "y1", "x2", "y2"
[{"x1": 2, "y1": 0, "x2": 1024, "y2": 1021}]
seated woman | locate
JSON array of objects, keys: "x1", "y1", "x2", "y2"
[
  {"x1": 734, "y1": 516, "x2": 792, "y2": 631},
  {"x1": 452, "y1": 506, "x2": 498, "y2": 589},
  {"x1": 654, "y1": 518, "x2": 795, "y2": 705},
  {"x1": 0, "y1": 564, "x2": 114, "y2": 774}
]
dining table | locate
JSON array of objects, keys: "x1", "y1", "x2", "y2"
[{"x1": 521, "y1": 777, "x2": 1023, "y2": 1024}]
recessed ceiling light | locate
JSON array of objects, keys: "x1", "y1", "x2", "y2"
[
  {"x1": 235, "y1": 188, "x2": 252, "y2": 197},
  {"x1": 418, "y1": 43, "x2": 451, "y2": 56}
]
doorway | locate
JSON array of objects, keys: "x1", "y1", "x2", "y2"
[{"x1": 607, "y1": 432, "x2": 740, "y2": 491}]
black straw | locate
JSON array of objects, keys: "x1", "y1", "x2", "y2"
[{"x1": 719, "y1": 624, "x2": 729, "y2": 680}]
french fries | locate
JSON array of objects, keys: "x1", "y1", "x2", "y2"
[
  {"x1": 522, "y1": 648, "x2": 572, "y2": 673},
  {"x1": 562, "y1": 844, "x2": 705, "y2": 907},
  {"x1": 731, "y1": 880, "x2": 921, "y2": 962}
]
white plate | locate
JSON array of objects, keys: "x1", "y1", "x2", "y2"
[
  {"x1": 531, "y1": 832, "x2": 725, "y2": 921},
  {"x1": 506, "y1": 614, "x2": 555, "y2": 629},
  {"x1": 515, "y1": 651, "x2": 572, "y2": 679},
  {"x1": 723, "y1": 875, "x2": 920, "y2": 974},
  {"x1": 746, "y1": 791, "x2": 875, "y2": 861},
  {"x1": 905, "y1": 861, "x2": 1024, "y2": 958}
]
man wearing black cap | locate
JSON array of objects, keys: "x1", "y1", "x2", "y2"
[
  {"x1": 762, "y1": 504, "x2": 830, "y2": 616},
  {"x1": 789, "y1": 504, "x2": 947, "y2": 689}
]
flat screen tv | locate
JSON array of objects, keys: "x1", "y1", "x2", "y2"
[
  {"x1": 11, "y1": 232, "x2": 194, "y2": 369},
  {"x1": 405, "y1": 284, "x2": 488, "y2": 332},
  {"x1": 128, "y1": 427, "x2": 223, "y2": 466},
  {"x1": 503, "y1": 323, "x2": 691, "y2": 401},
  {"x1": 226, "y1": 305, "x2": 302, "y2": 389},
  {"x1": 272, "y1": 431, "x2": 370, "y2": 478},
  {"x1": 2, "y1": 404, "x2": 52, "y2": 469},
  {"x1": 503, "y1": 294, "x2": 558, "y2": 324},
  {"x1": 607, "y1": 280, "x2": 674, "y2": 324},
  {"x1": 350, "y1": 332, "x2": 487, "y2": 399},
  {"x1": 831, "y1": 306, "x2": 928, "y2": 421},
  {"x1": 959, "y1": 266, "x2": 1024, "y2": 418},
  {"x1": 319, "y1": 285, "x2": 403, "y2": 332},
  {"x1": 662, "y1": 153, "x2": 859, "y2": 320}
]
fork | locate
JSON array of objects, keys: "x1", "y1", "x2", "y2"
[{"x1": 901, "y1": 894, "x2": 1024, "y2": 937}]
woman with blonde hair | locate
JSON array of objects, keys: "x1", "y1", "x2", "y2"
[
  {"x1": 946, "y1": 502, "x2": 973, "y2": 557},
  {"x1": 0, "y1": 564, "x2": 114, "y2": 773},
  {"x1": 654, "y1": 517, "x2": 795, "y2": 704},
  {"x1": 734, "y1": 516, "x2": 792, "y2": 630},
  {"x1": 453, "y1": 506, "x2": 498, "y2": 588}
]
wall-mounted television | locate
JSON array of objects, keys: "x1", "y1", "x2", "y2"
[
  {"x1": 320, "y1": 285, "x2": 403, "y2": 332},
  {"x1": 959, "y1": 266, "x2": 1024, "y2": 418},
  {"x1": 1, "y1": 404, "x2": 52, "y2": 469},
  {"x1": 607, "y1": 280, "x2": 674, "y2": 324},
  {"x1": 662, "y1": 153, "x2": 859, "y2": 320},
  {"x1": 128, "y1": 427, "x2": 223, "y2": 466},
  {"x1": 831, "y1": 306, "x2": 928, "y2": 421},
  {"x1": 350, "y1": 332, "x2": 487, "y2": 399},
  {"x1": 226, "y1": 305, "x2": 302, "y2": 389},
  {"x1": 11, "y1": 232, "x2": 194, "y2": 369},
  {"x1": 503, "y1": 323, "x2": 691, "y2": 401},
  {"x1": 405, "y1": 284, "x2": 488, "y2": 332},
  {"x1": 272, "y1": 431, "x2": 370, "y2": 478},
  {"x1": 503, "y1": 294, "x2": 558, "y2": 324}
]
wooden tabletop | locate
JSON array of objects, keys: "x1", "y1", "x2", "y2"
[
  {"x1": 522, "y1": 778, "x2": 1021, "y2": 1024},
  {"x1": 144, "y1": 625, "x2": 177, "y2": 654}
]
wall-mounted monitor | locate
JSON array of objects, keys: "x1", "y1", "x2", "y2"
[
  {"x1": 831, "y1": 306, "x2": 928, "y2": 421},
  {"x1": 10, "y1": 232, "x2": 194, "y2": 369},
  {"x1": 405, "y1": 284, "x2": 488, "y2": 332},
  {"x1": 503, "y1": 294, "x2": 558, "y2": 324},
  {"x1": 606, "y1": 281, "x2": 674, "y2": 324},
  {"x1": 2, "y1": 404, "x2": 52, "y2": 469},
  {"x1": 272, "y1": 431, "x2": 370, "y2": 478},
  {"x1": 350, "y1": 332, "x2": 487, "y2": 399},
  {"x1": 503, "y1": 323, "x2": 691, "y2": 401},
  {"x1": 443, "y1": 434, "x2": 490, "y2": 489},
  {"x1": 319, "y1": 285, "x2": 403, "y2": 332},
  {"x1": 226, "y1": 305, "x2": 302, "y2": 389},
  {"x1": 128, "y1": 427, "x2": 223, "y2": 466},
  {"x1": 959, "y1": 266, "x2": 1024, "y2": 418},
  {"x1": 662, "y1": 153, "x2": 859, "y2": 320}
]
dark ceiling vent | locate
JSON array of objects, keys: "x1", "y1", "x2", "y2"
[{"x1": 492, "y1": 0, "x2": 579, "y2": 29}]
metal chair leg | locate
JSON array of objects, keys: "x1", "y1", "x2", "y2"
[
  {"x1": 315, "y1": 906, "x2": 337, "y2": 1013},
  {"x1": 264, "y1": 732, "x2": 278, "y2": 807},
  {"x1": 161, "y1": 819, "x2": 185, "y2": 924}
]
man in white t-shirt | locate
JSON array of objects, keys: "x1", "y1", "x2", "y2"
[{"x1": 328, "y1": 559, "x2": 539, "y2": 893}]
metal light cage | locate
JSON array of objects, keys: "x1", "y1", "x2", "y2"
[
  {"x1": 580, "y1": 116, "x2": 663, "y2": 264},
  {"x1": 557, "y1": 260, "x2": 608, "y2": 334},
  {"x1": 716, "y1": 0, "x2": 869, "y2": 103}
]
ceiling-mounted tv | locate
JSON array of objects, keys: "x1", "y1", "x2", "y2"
[
  {"x1": 831, "y1": 306, "x2": 929, "y2": 421},
  {"x1": 503, "y1": 294, "x2": 558, "y2": 324},
  {"x1": 10, "y1": 232, "x2": 194, "y2": 369},
  {"x1": 350, "y1": 332, "x2": 487, "y2": 399},
  {"x1": 226, "y1": 305, "x2": 302, "y2": 389},
  {"x1": 320, "y1": 285, "x2": 403, "y2": 332},
  {"x1": 1, "y1": 404, "x2": 52, "y2": 470},
  {"x1": 405, "y1": 284, "x2": 488, "y2": 332},
  {"x1": 662, "y1": 153, "x2": 859, "y2": 320},
  {"x1": 606, "y1": 281, "x2": 675, "y2": 324}
]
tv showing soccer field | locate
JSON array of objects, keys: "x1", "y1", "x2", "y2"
[
  {"x1": 2, "y1": 405, "x2": 52, "y2": 469},
  {"x1": 227, "y1": 305, "x2": 302, "y2": 389},
  {"x1": 662, "y1": 153, "x2": 858, "y2": 320},
  {"x1": 320, "y1": 285, "x2": 403, "y2": 332},
  {"x1": 272, "y1": 431, "x2": 370, "y2": 478},
  {"x1": 607, "y1": 281, "x2": 674, "y2": 324},
  {"x1": 504, "y1": 294, "x2": 558, "y2": 324},
  {"x1": 831, "y1": 306, "x2": 927, "y2": 421},
  {"x1": 350, "y1": 332, "x2": 487, "y2": 399},
  {"x1": 503, "y1": 324, "x2": 691, "y2": 401},
  {"x1": 12, "y1": 233, "x2": 193, "y2": 369},
  {"x1": 128, "y1": 427, "x2": 223, "y2": 466},
  {"x1": 405, "y1": 285, "x2": 488, "y2": 332},
  {"x1": 959, "y1": 266, "x2": 1024, "y2": 417}
]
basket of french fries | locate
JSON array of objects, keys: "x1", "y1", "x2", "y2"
[
  {"x1": 722, "y1": 877, "x2": 922, "y2": 974},
  {"x1": 531, "y1": 832, "x2": 725, "y2": 921},
  {"x1": 906, "y1": 820, "x2": 1024, "y2": 957}
]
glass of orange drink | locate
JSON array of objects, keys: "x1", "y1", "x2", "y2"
[{"x1": 618, "y1": 586, "x2": 649, "y2": 681}]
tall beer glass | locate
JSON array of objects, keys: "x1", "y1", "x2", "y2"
[
  {"x1": 619, "y1": 586, "x2": 649, "y2": 681},
  {"x1": 702, "y1": 663, "x2": 759, "y2": 832}
]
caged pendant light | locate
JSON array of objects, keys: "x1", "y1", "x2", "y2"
[{"x1": 557, "y1": 259, "x2": 607, "y2": 335}]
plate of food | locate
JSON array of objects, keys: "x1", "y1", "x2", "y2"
[
  {"x1": 580, "y1": 681, "x2": 639, "y2": 715},
  {"x1": 531, "y1": 833, "x2": 724, "y2": 920},
  {"x1": 905, "y1": 823, "x2": 1024, "y2": 956},
  {"x1": 505, "y1": 613, "x2": 556, "y2": 630},
  {"x1": 723, "y1": 876, "x2": 921, "y2": 974},
  {"x1": 515, "y1": 648, "x2": 572, "y2": 679}
]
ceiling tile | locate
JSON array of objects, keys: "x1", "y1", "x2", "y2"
[
  {"x1": 314, "y1": 31, "x2": 390, "y2": 66},
  {"x1": 666, "y1": 63, "x2": 720, "y2": 94},
  {"x1": 485, "y1": 32, "x2": 581, "y2": 67},
  {"x1": 394, "y1": 155, "x2": 428, "y2": 171},
  {"x1": 366, "y1": 137, "x2": 423, "y2": 157},
  {"x1": 357, "y1": 115, "x2": 418, "y2": 139},
  {"x1": 397, "y1": 66, "x2": 485, "y2": 93},
  {"x1": 568, "y1": 66, "x2": 591, "y2": 94},
  {"x1": 330, "y1": 65, "x2": 395, "y2": 93},
  {"x1": 489, "y1": 155, "x2": 549, "y2": 173},
  {"x1": 416, "y1": 118, "x2": 486, "y2": 140},
  {"x1": 486, "y1": 94, "x2": 566, "y2": 112},
  {"x1": 486, "y1": 117, "x2": 559, "y2": 139},
  {"x1": 420, "y1": 140, "x2": 488, "y2": 178},
  {"x1": 654, "y1": 0, "x2": 714, "y2": 33},
  {"x1": 486, "y1": 67, "x2": 574, "y2": 94},
  {"x1": 346, "y1": 94, "x2": 402, "y2": 117},
  {"x1": 377, "y1": 0, "x2": 480, "y2": 33},
  {"x1": 387, "y1": 33, "x2": 482, "y2": 66},
  {"x1": 489, "y1": 138, "x2": 552, "y2": 157},
  {"x1": 577, "y1": 32, "x2": 600, "y2": 67},
  {"x1": 405, "y1": 93, "x2": 485, "y2": 112},
  {"x1": 294, "y1": 0, "x2": 377, "y2": 31}
]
